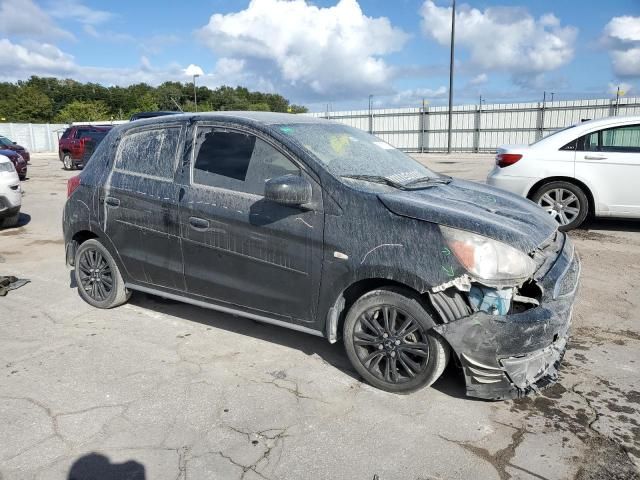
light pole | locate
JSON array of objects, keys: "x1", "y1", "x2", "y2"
[
  {"x1": 550, "y1": 92, "x2": 555, "y2": 102},
  {"x1": 193, "y1": 74, "x2": 200, "y2": 112},
  {"x1": 447, "y1": 0, "x2": 456, "y2": 153},
  {"x1": 368, "y1": 94, "x2": 374, "y2": 134}
]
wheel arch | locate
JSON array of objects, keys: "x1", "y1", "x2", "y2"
[
  {"x1": 324, "y1": 276, "x2": 442, "y2": 344},
  {"x1": 526, "y1": 176, "x2": 596, "y2": 216}
]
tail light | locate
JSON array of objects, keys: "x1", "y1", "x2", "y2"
[
  {"x1": 496, "y1": 153, "x2": 523, "y2": 168},
  {"x1": 67, "y1": 175, "x2": 81, "y2": 197}
]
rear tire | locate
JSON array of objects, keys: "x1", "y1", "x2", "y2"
[
  {"x1": 531, "y1": 181, "x2": 589, "y2": 231},
  {"x1": 62, "y1": 153, "x2": 75, "y2": 171},
  {"x1": 74, "y1": 239, "x2": 130, "y2": 308},
  {"x1": 343, "y1": 288, "x2": 449, "y2": 394}
]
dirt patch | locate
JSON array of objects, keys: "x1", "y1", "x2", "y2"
[{"x1": 569, "y1": 230, "x2": 624, "y2": 244}]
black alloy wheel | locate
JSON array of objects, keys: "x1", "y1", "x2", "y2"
[
  {"x1": 343, "y1": 288, "x2": 449, "y2": 394},
  {"x1": 353, "y1": 305, "x2": 429, "y2": 384},
  {"x1": 77, "y1": 247, "x2": 113, "y2": 302},
  {"x1": 74, "y1": 239, "x2": 130, "y2": 309}
]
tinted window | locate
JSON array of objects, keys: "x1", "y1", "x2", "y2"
[
  {"x1": 116, "y1": 127, "x2": 181, "y2": 179},
  {"x1": 61, "y1": 128, "x2": 72, "y2": 139},
  {"x1": 194, "y1": 130, "x2": 255, "y2": 182},
  {"x1": 601, "y1": 125, "x2": 640, "y2": 152},
  {"x1": 193, "y1": 128, "x2": 299, "y2": 195},
  {"x1": 0, "y1": 136, "x2": 11, "y2": 146}
]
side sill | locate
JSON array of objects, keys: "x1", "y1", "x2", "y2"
[{"x1": 126, "y1": 283, "x2": 326, "y2": 339}]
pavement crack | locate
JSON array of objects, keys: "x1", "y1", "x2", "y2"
[{"x1": 439, "y1": 425, "x2": 543, "y2": 480}]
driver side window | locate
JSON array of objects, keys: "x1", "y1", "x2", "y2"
[{"x1": 192, "y1": 127, "x2": 300, "y2": 195}]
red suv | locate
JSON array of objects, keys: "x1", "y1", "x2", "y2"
[
  {"x1": 0, "y1": 135, "x2": 30, "y2": 163},
  {"x1": 59, "y1": 125, "x2": 112, "y2": 170}
]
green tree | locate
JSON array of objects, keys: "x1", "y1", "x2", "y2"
[
  {"x1": 55, "y1": 100, "x2": 110, "y2": 123},
  {"x1": 10, "y1": 86, "x2": 54, "y2": 122},
  {"x1": 0, "y1": 76, "x2": 308, "y2": 122}
]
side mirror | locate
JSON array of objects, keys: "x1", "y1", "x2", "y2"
[{"x1": 264, "y1": 174, "x2": 312, "y2": 206}]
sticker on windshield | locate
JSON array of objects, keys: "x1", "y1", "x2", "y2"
[{"x1": 373, "y1": 141, "x2": 394, "y2": 150}]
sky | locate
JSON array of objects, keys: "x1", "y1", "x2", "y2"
[{"x1": 0, "y1": 0, "x2": 638, "y2": 111}]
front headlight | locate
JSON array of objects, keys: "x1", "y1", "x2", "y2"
[
  {"x1": 440, "y1": 226, "x2": 536, "y2": 283},
  {"x1": 0, "y1": 161, "x2": 15, "y2": 173}
]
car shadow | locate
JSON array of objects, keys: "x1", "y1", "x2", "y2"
[
  {"x1": 0, "y1": 212, "x2": 31, "y2": 232},
  {"x1": 580, "y1": 216, "x2": 640, "y2": 233},
  {"x1": 67, "y1": 452, "x2": 145, "y2": 480},
  {"x1": 128, "y1": 292, "x2": 362, "y2": 382}
]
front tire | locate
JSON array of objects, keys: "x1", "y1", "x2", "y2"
[
  {"x1": 74, "y1": 239, "x2": 130, "y2": 308},
  {"x1": 343, "y1": 288, "x2": 449, "y2": 394},
  {"x1": 531, "y1": 181, "x2": 589, "y2": 231},
  {"x1": 62, "y1": 153, "x2": 75, "y2": 171},
  {"x1": 0, "y1": 212, "x2": 19, "y2": 229}
]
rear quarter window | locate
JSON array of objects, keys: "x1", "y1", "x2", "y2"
[{"x1": 115, "y1": 126, "x2": 182, "y2": 179}]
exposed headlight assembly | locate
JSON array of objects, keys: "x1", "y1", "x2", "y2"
[{"x1": 440, "y1": 226, "x2": 536, "y2": 284}]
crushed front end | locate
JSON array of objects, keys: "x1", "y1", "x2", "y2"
[{"x1": 431, "y1": 231, "x2": 580, "y2": 400}]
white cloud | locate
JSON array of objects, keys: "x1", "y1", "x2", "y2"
[
  {"x1": 604, "y1": 16, "x2": 640, "y2": 43},
  {"x1": 391, "y1": 86, "x2": 447, "y2": 106},
  {"x1": 196, "y1": 0, "x2": 409, "y2": 99},
  {"x1": 603, "y1": 16, "x2": 640, "y2": 78},
  {"x1": 0, "y1": 39, "x2": 76, "y2": 77},
  {"x1": 420, "y1": 1, "x2": 577, "y2": 81},
  {"x1": 468, "y1": 73, "x2": 488, "y2": 86},
  {"x1": 0, "y1": 0, "x2": 72, "y2": 40},
  {"x1": 49, "y1": 0, "x2": 113, "y2": 25},
  {"x1": 184, "y1": 64, "x2": 204, "y2": 77},
  {"x1": 0, "y1": 38, "x2": 205, "y2": 85}
]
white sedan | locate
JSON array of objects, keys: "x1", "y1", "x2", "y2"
[
  {"x1": 487, "y1": 115, "x2": 640, "y2": 230},
  {"x1": 0, "y1": 154, "x2": 22, "y2": 228}
]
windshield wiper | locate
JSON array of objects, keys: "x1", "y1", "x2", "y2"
[
  {"x1": 340, "y1": 174, "x2": 406, "y2": 189},
  {"x1": 402, "y1": 175, "x2": 452, "y2": 187}
]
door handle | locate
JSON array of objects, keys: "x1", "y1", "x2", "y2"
[
  {"x1": 584, "y1": 154, "x2": 607, "y2": 160},
  {"x1": 189, "y1": 216, "x2": 210, "y2": 230},
  {"x1": 104, "y1": 196, "x2": 120, "y2": 207}
]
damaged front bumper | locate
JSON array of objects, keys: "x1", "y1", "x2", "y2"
[{"x1": 433, "y1": 234, "x2": 580, "y2": 400}]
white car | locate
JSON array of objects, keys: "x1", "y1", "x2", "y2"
[
  {"x1": 0, "y1": 154, "x2": 22, "y2": 228},
  {"x1": 487, "y1": 115, "x2": 640, "y2": 230}
]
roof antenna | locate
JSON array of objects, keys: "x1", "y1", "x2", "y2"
[{"x1": 170, "y1": 97, "x2": 184, "y2": 112}]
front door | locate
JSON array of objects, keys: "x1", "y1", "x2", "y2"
[
  {"x1": 179, "y1": 125, "x2": 324, "y2": 324},
  {"x1": 575, "y1": 123, "x2": 640, "y2": 217}
]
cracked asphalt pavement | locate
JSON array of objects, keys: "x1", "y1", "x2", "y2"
[{"x1": 1, "y1": 153, "x2": 639, "y2": 479}]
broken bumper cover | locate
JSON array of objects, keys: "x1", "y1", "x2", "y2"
[{"x1": 434, "y1": 235, "x2": 580, "y2": 400}]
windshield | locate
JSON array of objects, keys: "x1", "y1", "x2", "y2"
[
  {"x1": 275, "y1": 123, "x2": 439, "y2": 183},
  {"x1": 0, "y1": 136, "x2": 12, "y2": 146}
]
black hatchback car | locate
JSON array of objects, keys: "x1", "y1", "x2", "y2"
[{"x1": 63, "y1": 112, "x2": 580, "y2": 400}]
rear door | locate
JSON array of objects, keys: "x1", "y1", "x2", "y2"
[
  {"x1": 179, "y1": 124, "x2": 324, "y2": 323},
  {"x1": 575, "y1": 123, "x2": 640, "y2": 217},
  {"x1": 100, "y1": 123, "x2": 186, "y2": 290}
]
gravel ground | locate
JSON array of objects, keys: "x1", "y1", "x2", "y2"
[{"x1": 0, "y1": 153, "x2": 638, "y2": 480}]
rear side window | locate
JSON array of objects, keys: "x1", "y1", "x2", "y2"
[
  {"x1": 61, "y1": 128, "x2": 72, "y2": 140},
  {"x1": 579, "y1": 124, "x2": 640, "y2": 153},
  {"x1": 193, "y1": 127, "x2": 299, "y2": 195},
  {"x1": 601, "y1": 124, "x2": 640, "y2": 152},
  {"x1": 115, "y1": 126, "x2": 182, "y2": 179}
]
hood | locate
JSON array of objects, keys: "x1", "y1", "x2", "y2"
[{"x1": 378, "y1": 178, "x2": 558, "y2": 253}]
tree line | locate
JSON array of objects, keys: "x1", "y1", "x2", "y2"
[{"x1": 0, "y1": 76, "x2": 308, "y2": 123}]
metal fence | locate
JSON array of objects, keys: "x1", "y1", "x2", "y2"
[
  {"x1": 3, "y1": 96, "x2": 640, "y2": 154},
  {"x1": 0, "y1": 123, "x2": 68, "y2": 153},
  {"x1": 308, "y1": 97, "x2": 640, "y2": 152}
]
